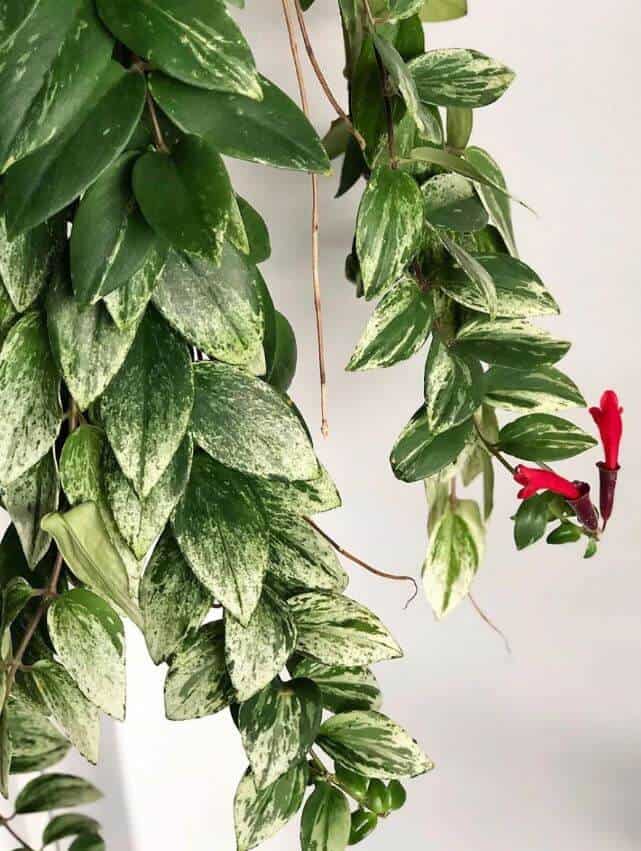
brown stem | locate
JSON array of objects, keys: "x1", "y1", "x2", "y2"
[
  {"x1": 292, "y1": 0, "x2": 366, "y2": 151},
  {"x1": 373, "y1": 47, "x2": 397, "y2": 167},
  {"x1": 0, "y1": 816, "x2": 36, "y2": 850},
  {"x1": 145, "y1": 87, "x2": 168, "y2": 153},
  {"x1": 281, "y1": 0, "x2": 330, "y2": 437},
  {"x1": 305, "y1": 518, "x2": 419, "y2": 607},
  {"x1": 468, "y1": 594, "x2": 511, "y2": 655}
]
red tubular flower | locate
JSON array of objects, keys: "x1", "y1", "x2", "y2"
[
  {"x1": 513, "y1": 465, "x2": 582, "y2": 501},
  {"x1": 589, "y1": 390, "x2": 622, "y2": 471}
]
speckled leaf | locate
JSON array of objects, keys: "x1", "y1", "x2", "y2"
[
  {"x1": 252, "y1": 466, "x2": 341, "y2": 517},
  {"x1": 140, "y1": 529, "x2": 211, "y2": 664},
  {"x1": 105, "y1": 436, "x2": 192, "y2": 559},
  {"x1": 318, "y1": 710, "x2": 433, "y2": 779},
  {"x1": 101, "y1": 308, "x2": 193, "y2": 497},
  {"x1": 1, "y1": 578, "x2": 33, "y2": 637},
  {"x1": 70, "y1": 152, "x2": 156, "y2": 305},
  {"x1": 464, "y1": 147, "x2": 517, "y2": 256},
  {"x1": 164, "y1": 620, "x2": 232, "y2": 720},
  {"x1": 423, "y1": 499, "x2": 485, "y2": 617},
  {"x1": 41, "y1": 503, "x2": 141, "y2": 627},
  {"x1": 149, "y1": 73, "x2": 330, "y2": 174},
  {"x1": 268, "y1": 516, "x2": 348, "y2": 595},
  {"x1": 356, "y1": 165, "x2": 423, "y2": 299},
  {"x1": 96, "y1": 0, "x2": 260, "y2": 98},
  {"x1": 0, "y1": 311, "x2": 62, "y2": 484},
  {"x1": 2, "y1": 450, "x2": 58, "y2": 569},
  {"x1": 4, "y1": 63, "x2": 146, "y2": 237},
  {"x1": 347, "y1": 276, "x2": 432, "y2": 371},
  {"x1": 104, "y1": 244, "x2": 168, "y2": 330},
  {"x1": 289, "y1": 658, "x2": 382, "y2": 714},
  {"x1": 42, "y1": 814, "x2": 101, "y2": 846},
  {"x1": 225, "y1": 589, "x2": 297, "y2": 702},
  {"x1": 300, "y1": 781, "x2": 351, "y2": 851},
  {"x1": 192, "y1": 362, "x2": 319, "y2": 482},
  {"x1": 498, "y1": 413, "x2": 597, "y2": 461},
  {"x1": 0, "y1": 280, "x2": 17, "y2": 347},
  {"x1": 288, "y1": 591, "x2": 402, "y2": 667},
  {"x1": 454, "y1": 318, "x2": 570, "y2": 368},
  {"x1": 6, "y1": 698, "x2": 70, "y2": 775},
  {"x1": 390, "y1": 409, "x2": 473, "y2": 483},
  {"x1": 152, "y1": 247, "x2": 263, "y2": 365},
  {"x1": 46, "y1": 268, "x2": 139, "y2": 411},
  {"x1": 439, "y1": 254, "x2": 558, "y2": 318},
  {"x1": 422, "y1": 173, "x2": 488, "y2": 232},
  {"x1": 28, "y1": 660, "x2": 100, "y2": 764},
  {"x1": 47, "y1": 589, "x2": 125, "y2": 720},
  {"x1": 0, "y1": 216, "x2": 63, "y2": 311},
  {"x1": 0, "y1": 0, "x2": 114, "y2": 172},
  {"x1": 421, "y1": 0, "x2": 467, "y2": 22},
  {"x1": 484, "y1": 365, "x2": 586, "y2": 413},
  {"x1": 14, "y1": 772, "x2": 101, "y2": 814},
  {"x1": 424, "y1": 339, "x2": 484, "y2": 435},
  {"x1": 410, "y1": 48, "x2": 515, "y2": 108},
  {"x1": 133, "y1": 136, "x2": 233, "y2": 264},
  {"x1": 173, "y1": 452, "x2": 268, "y2": 625},
  {"x1": 59, "y1": 427, "x2": 104, "y2": 506},
  {"x1": 438, "y1": 234, "x2": 497, "y2": 318},
  {"x1": 239, "y1": 678, "x2": 321, "y2": 788},
  {"x1": 234, "y1": 762, "x2": 308, "y2": 851}
]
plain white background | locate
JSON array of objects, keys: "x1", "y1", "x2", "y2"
[{"x1": 3, "y1": 2, "x2": 641, "y2": 849}]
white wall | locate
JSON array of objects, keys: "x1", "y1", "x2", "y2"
[{"x1": 3, "y1": 2, "x2": 641, "y2": 849}]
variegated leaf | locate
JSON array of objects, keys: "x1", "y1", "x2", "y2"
[
  {"x1": 390, "y1": 409, "x2": 473, "y2": 483},
  {"x1": 437, "y1": 234, "x2": 497, "y2": 318},
  {"x1": 464, "y1": 147, "x2": 517, "y2": 256},
  {"x1": 0, "y1": 311, "x2": 62, "y2": 484},
  {"x1": 498, "y1": 413, "x2": 597, "y2": 461},
  {"x1": 300, "y1": 781, "x2": 351, "y2": 851},
  {"x1": 140, "y1": 530, "x2": 211, "y2": 665},
  {"x1": 6, "y1": 697, "x2": 70, "y2": 774},
  {"x1": 239, "y1": 678, "x2": 322, "y2": 788},
  {"x1": 288, "y1": 591, "x2": 402, "y2": 667},
  {"x1": 410, "y1": 48, "x2": 515, "y2": 108},
  {"x1": 42, "y1": 814, "x2": 101, "y2": 846},
  {"x1": 47, "y1": 589, "x2": 125, "y2": 720},
  {"x1": 356, "y1": 165, "x2": 424, "y2": 300},
  {"x1": 423, "y1": 173, "x2": 488, "y2": 233},
  {"x1": 269, "y1": 516, "x2": 348, "y2": 595},
  {"x1": 164, "y1": 621, "x2": 232, "y2": 721},
  {"x1": 0, "y1": 215, "x2": 63, "y2": 311},
  {"x1": 252, "y1": 466, "x2": 341, "y2": 517},
  {"x1": 0, "y1": 280, "x2": 17, "y2": 348},
  {"x1": 455, "y1": 318, "x2": 570, "y2": 368},
  {"x1": 14, "y1": 772, "x2": 101, "y2": 814},
  {"x1": 234, "y1": 763, "x2": 308, "y2": 851},
  {"x1": 173, "y1": 452, "x2": 268, "y2": 625},
  {"x1": 423, "y1": 499, "x2": 485, "y2": 617},
  {"x1": 484, "y1": 365, "x2": 586, "y2": 413},
  {"x1": 424, "y1": 339, "x2": 484, "y2": 434},
  {"x1": 347, "y1": 276, "x2": 433, "y2": 371},
  {"x1": 104, "y1": 244, "x2": 167, "y2": 331},
  {"x1": 318, "y1": 710, "x2": 433, "y2": 779},
  {"x1": 225, "y1": 590, "x2": 297, "y2": 702},
  {"x1": 59, "y1": 426, "x2": 105, "y2": 506},
  {"x1": 289, "y1": 658, "x2": 382, "y2": 714},
  {"x1": 191, "y1": 362, "x2": 319, "y2": 482}
]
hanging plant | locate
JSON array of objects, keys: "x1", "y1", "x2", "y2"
[{"x1": 0, "y1": 0, "x2": 622, "y2": 849}]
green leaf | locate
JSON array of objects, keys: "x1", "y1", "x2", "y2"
[
  {"x1": 43, "y1": 814, "x2": 101, "y2": 847},
  {"x1": 420, "y1": 0, "x2": 467, "y2": 22},
  {"x1": 133, "y1": 136, "x2": 233, "y2": 264},
  {"x1": 14, "y1": 772, "x2": 101, "y2": 814},
  {"x1": 423, "y1": 174, "x2": 488, "y2": 232},
  {"x1": 101, "y1": 308, "x2": 193, "y2": 497},
  {"x1": 288, "y1": 591, "x2": 402, "y2": 667},
  {"x1": 47, "y1": 589, "x2": 125, "y2": 720},
  {"x1": 46, "y1": 267, "x2": 139, "y2": 411},
  {"x1": 446, "y1": 106, "x2": 473, "y2": 150},
  {"x1": 547, "y1": 522, "x2": 582, "y2": 545},
  {"x1": 59, "y1": 426, "x2": 105, "y2": 506},
  {"x1": 192, "y1": 361, "x2": 319, "y2": 482},
  {"x1": 289, "y1": 658, "x2": 382, "y2": 714},
  {"x1": 173, "y1": 452, "x2": 268, "y2": 625},
  {"x1": 347, "y1": 276, "x2": 432, "y2": 371},
  {"x1": 301, "y1": 781, "x2": 351, "y2": 851},
  {"x1": 0, "y1": 215, "x2": 64, "y2": 311},
  {"x1": 6, "y1": 698, "x2": 70, "y2": 775},
  {"x1": 69, "y1": 833, "x2": 105, "y2": 851},
  {"x1": 464, "y1": 147, "x2": 517, "y2": 256},
  {"x1": 239, "y1": 678, "x2": 321, "y2": 788},
  {"x1": 498, "y1": 414, "x2": 597, "y2": 461},
  {"x1": 164, "y1": 621, "x2": 232, "y2": 720},
  {"x1": 356, "y1": 165, "x2": 423, "y2": 299},
  {"x1": 264, "y1": 312, "x2": 297, "y2": 393},
  {"x1": 410, "y1": 48, "x2": 515, "y2": 108},
  {"x1": 70, "y1": 152, "x2": 156, "y2": 305},
  {"x1": 0, "y1": 710, "x2": 9, "y2": 798},
  {"x1": 30, "y1": 660, "x2": 100, "y2": 764},
  {"x1": 4, "y1": 62, "x2": 146, "y2": 236},
  {"x1": 149, "y1": 73, "x2": 330, "y2": 174},
  {"x1": 454, "y1": 318, "x2": 570, "y2": 368},
  {"x1": 0, "y1": 311, "x2": 62, "y2": 484},
  {"x1": 96, "y1": 0, "x2": 260, "y2": 98},
  {"x1": 439, "y1": 254, "x2": 558, "y2": 318},
  {"x1": 437, "y1": 234, "x2": 497, "y2": 318},
  {"x1": 0, "y1": 0, "x2": 114, "y2": 172},
  {"x1": 318, "y1": 710, "x2": 433, "y2": 779},
  {"x1": 484, "y1": 365, "x2": 585, "y2": 413},
  {"x1": 152, "y1": 247, "x2": 264, "y2": 365},
  {"x1": 252, "y1": 466, "x2": 341, "y2": 518},
  {"x1": 423, "y1": 499, "x2": 485, "y2": 617},
  {"x1": 424, "y1": 340, "x2": 484, "y2": 434},
  {"x1": 268, "y1": 516, "x2": 348, "y2": 594},
  {"x1": 234, "y1": 762, "x2": 308, "y2": 851},
  {"x1": 105, "y1": 436, "x2": 192, "y2": 559},
  {"x1": 225, "y1": 589, "x2": 297, "y2": 702},
  {"x1": 390, "y1": 410, "x2": 473, "y2": 482},
  {"x1": 1, "y1": 451, "x2": 58, "y2": 569},
  {"x1": 0, "y1": 280, "x2": 18, "y2": 348},
  {"x1": 41, "y1": 503, "x2": 141, "y2": 627},
  {"x1": 513, "y1": 492, "x2": 553, "y2": 550},
  {"x1": 140, "y1": 530, "x2": 211, "y2": 665},
  {"x1": 1, "y1": 578, "x2": 34, "y2": 639},
  {"x1": 104, "y1": 244, "x2": 168, "y2": 330},
  {"x1": 237, "y1": 197, "x2": 271, "y2": 265}
]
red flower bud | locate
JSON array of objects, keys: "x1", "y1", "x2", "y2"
[
  {"x1": 589, "y1": 390, "x2": 622, "y2": 471},
  {"x1": 513, "y1": 465, "x2": 582, "y2": 501}
]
